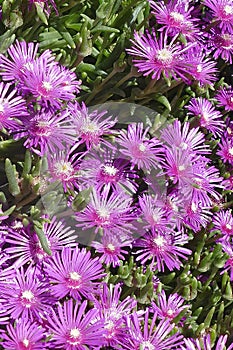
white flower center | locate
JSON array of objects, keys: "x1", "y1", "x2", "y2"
[
  {"x1": 226, "y1": 224, "x2": 232, "y2": 230},
  {"x1": 229, "y1": 147, "x2": 233, "y2": 155},
  {"x1": 138, "y1": 143, "x2": 146, "y2": 152},
  {"x1": 70, "y1": 328, "x2": 81, "y2": 338},
  {"x1": 22, "y1": 339, "x2": 30, "y2": 348},
  {"x1": 180, "y1": 142, "x2": 188, "y2": 150},
  {"x1": 178, "y1": 165, "x2": 186, "y2": 171},
  {"x1": 196, "y1": 64, "x2": 202, "y2": 73},
  {"x1": 69, "y1": 272, "x2": 82, "y2": 281},
  {"x1": 54, "y1": 161, "x2": 73, "y2": 176},
  {"x1": 170, "y1": 11, "x2": 185, "y2": 22},
  {"x1": 140, "y1": 340, "x2": 155, "y2": 350},
  {"x1": 191, "y1": 202, "x2": 198, "y2": 212},
  {"x1": 106, "y1": 243, "x2": 115, "y2": 251},
  {"x1": 42, "y1": 81, "x2": 52, "y2": 91},
  {"x1": 224, "y1": 5, "x2": 233, "y2": 15},
  {"x1": 82, "y1": 122, "x2": 99, "y2": 133},
  {"x1": 153, "y1": 236, "x2": 166, "y2": 247},
  {"x1": 156, "y1": 48, "x2": 173, "y2": 64},
  {"x1": 22, "y1": 290, "x2": 34, "y2": 301},
  {"x1": 103, "y1": 165, "x2": 118, "y2": 176},
  {"x1": 97, "y1": 207, "x2": 110, "y2": 219}
]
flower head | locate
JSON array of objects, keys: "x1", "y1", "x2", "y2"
[
  {"x1": 215, "y1": 87, "x2": 233, "y2": 111},
  {"x1": 204, "y1": 0, "x2": 233, "y2": 31},
  {"x1": 44, "y1": 247, "x2": 105, "y2": 300},
  {"x1": 152, "y1": 290, "x2": 189, "y2": 320}
]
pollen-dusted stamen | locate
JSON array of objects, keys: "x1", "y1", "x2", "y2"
[
  {"x1": 67, "y1": 328, "x2": 82, "y2": 345},
  {"x1": 170, "y1": 11, "x2": 185, "y2": 22},
  {"x1": 156, "y1": 48, "x2": 174, "y2": 64},
  {"x1": 103, "y1": 165, "x2": 118, "y2": 176},
  {"x1": 42, "y1": 81, "x2": 53, "y2": 91},
  {"x1": 153, "y1": 235, "x2": 166, "y2": 248},
  {"x1": 106, "y1": 243, "x2": 115, "y2": 252},
  {"x1": 223, "y1": 4, "x2": 233, "y2": 15}
]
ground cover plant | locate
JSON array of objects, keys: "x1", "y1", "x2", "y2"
[{"x1": 0, "y1": 0, "x2": 233, "y2": 348}]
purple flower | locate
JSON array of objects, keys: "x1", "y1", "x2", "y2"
[
  {"x1": 5, "y1": 217, "x2": 77, "y2": 266},
  {"x1": 22, "y1": 57, "x2": 79, "y2": 108},
  {"x1": 75, "y1": 187, "x2": 136, "y2": 236},
  {"x1": 14, "y1": 108, "x2": 76, "y2": 156},
  {"x1": 127, "y1": 29, "x2": 194, "y2": 81},
  {"x1": 92, "y1": 234, "x2": 131, "y2": 267},
  {"x1": 152, "y1": 290, "x2": 189, "y2": 320},
  {"x1": 219, "y1": 240, "x2": 233, "y2": 280},
  {"x1": 1, "y1": 319, "x2": 45, "y2": 350},
  {"x1": 117, "y1": 123, "x2": 163, "y2": 171},
  {"x1": 182, "y1": 200, "x2": 212, "y2": 232},
  {"x1": 184, "y1": 46, "x2": 218, "y2": 86},
  {"x1": 181, "y1": 334, "x2": 233, "y2": 350},
  {"x1": 0, "y1": 82, "x2": 28, "y2": 131},
  {"x1": 134, "y1": 228, "x2": 191, "y2": 271},
  {"x1": 119, "y1": 308, "x2": 184, "y2": 349},
  {"x1": 161, "y1": 120, "x2": 210, "y2": 156},
  {"x1": 204, "y1": 0, "x2": 233, "y2": 31},
  {"x1": 139, "y1": 194, "x2": 168, "y2": 230},
  {"x1": 217, "y1": 139, "x2": 233, "y2": 165},
  {"x1": 186, "y1": 97, "x2": 224, "y2": 137},
  {"x1": 149, "y1": 0, "x2": 200, "y2": 40},
  {"x1": 1, "y1": 266, "x2": 54, "y2": 320},
  {"x1": 69, "y1": 102, "x2": 117, "y2": 149},
  {"x1": 94, "y1": 283, "x2": 136, "y2": 347},
  {"x1": 47, "y1": 299, "x2": 105, "y2": 349},
  {"x1": 212, "y1": 210, "x2": 233, "y2": 236},
  {"x1": 79, "y1": 147, "x2": 138, "y2": 193},
  {"x1": 47, "y1": 147, "x2": 84, "y2": 192},
  {"x1": 215, "y1": 87, "x2": 233, "y2": 111},
  {"x1": 44, "y1": 247, "x2": 105, "y2": 300},
  {"x1": 208, "y1": 28, "x2": 233, "y2": 64}
]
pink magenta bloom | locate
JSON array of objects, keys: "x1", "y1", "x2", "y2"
[
  {"x1": 149, "y1": 0, "x2": 200, "y2": 39},
  {"x1": 134, "y1": 229, "x2": 191, "y2": 271},
  {"x1": 92, "y1": 234, "x2": 131, "y2": 267},
  {"x1": 184, "y1": 46, "x2": 218, "y2": 86},
  {"x1": 217, "y1": 139, "x2": 233, "y2": 165},
  {"x1": 1, "y1": 319, "x2": 45, "y2": 350},
  {"x1": 121, "y1": 309, "x2": 184, "y2": 349},
  {"x1": 47, "y1": 299, "x2": 105, "y2": 349},
  {"x1": 44, "y1": 247, "x2": 105, "y2": 300},
  {"x1": 219, "y1": 240, "x2": 233, "y2": 280},
  {"x1": 204, "y1": 0, "x2": 233, "y2": 31},
  {"x1": 0, "y1": 82, "x2": 28, "y2": 131},
  {"x1": 181, "y1": 334, "x2": 233, "y2": 350},
  {"x1": 14, "y1": 108, "x2": 76, "y2": 156},
  {"x1": 127, "y1": 29, "x2": 194, "y2": 81},
  {"x1": 215, "y1": 87, "x2": 233, "y2": 111},
  {"x1": 161, "y1": 120, "x2": 210, "y2": 155},
  {"x1": 1, "y1": 266, "x2": 54, "y2": 320},
  {"x1": 117, "y1": 122, "x2": 163, "y2": 171},
  {"x1": 186, "y1": 97, "x2": 224, "y2": 137},
  {"x1": 152, "y1": 290, "x2": 189, "y2": 320},
  {"x1": 208, "y1": 28, "x2": 233, "y2": 64},
  {"x1": 22, "y1": 58, "x2": 79, "y2": 108},
  {"x1": 69, "y1": 101, "x2": 117, "y2": 149},
  {"x1": 75, "y1": 187, "x2": 136, "y2": 235},
  {"x1": 212, "y1": 210, "x2": 233, "y2": 236},
  {"x1": 139, "y1": 194, "x2": 168, "y2": 230},
  {"x1": 5, "y1": 217, "x2": 77, "y2": 266}
]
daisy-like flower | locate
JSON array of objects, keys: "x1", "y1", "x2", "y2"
[
  {"x1": 79, "y1": 147, "x2": 138, "y2": 193},
  {"x1": 0, "y1": 40, "x2": 47, "y2": 82},
  {"x1": 217, "y1": 139, "x2": 233, "y2": 165},
  {"x1": 22, "y1": 57, "x2": 79, "y2": 108},
  {"x1": 44, "y1": 247, "x2": 105, "y2": 300},
  {"x1": 94, "y1": 283, "x2": 136, "y2": 348},
  {"x1": 75, "y1": 187, "x2": 136, "y2": 235},
  {"x1": 47, "y1": 147, "x2": 84, "y2": 192},
  {"x1": 92, "y1": 234, "x2": 131, "y2": 267},
  {"x1": 149, "y1": 0, "x2": 200, "y2": 40},
  {"x1": 215, "y1": 87, "x2": 233, "y2": 111},
  {"x1": 127, "y1": 29, "x2": 194, "y2": 81},
  {"x1": 0, "y1": 82, "x2": 28, "y2": 131},
  {"x1": 134, "y1": 228, "x2": 191, "y2": 272},
  {"x1": 117, "y1": 123, "x2": 163, "y2": 171},
  {"x1": 204, "y1": 0, "x2": 233, "y2": 31},
  {"x1": 212, "y1": 210, "x2": 233, "y2": 236},
  {"x1": 161, "y1": 120, "x2": 210, "y2": 156},
  {"x1": 208, "y1": 28, "x2": 233, "y2": 64},
  {"x1": 182, "y1": 200, "x2": 212, "y2": 232},
  {"x1": 184, "y1": 46, "x2": 218, "y2": 86},
  {"x1": 181, "y1": 334, "x2": 233, "y2": 350},
  {"x1": 47, "y1": 299, "x2": 105, "y2": 349},
  {"x1": 5, "y1": 217, "x2": 77, "y2": 266},
  {"x1": 139, "y1": 194, "x2": 168, "y2": 230},
  {"x1": 219, "y1": 240, "x2": 233, "y2": 280},
  {"x1": 1, "y1": 266, "x2": 54, "y2": 320},
  {"x1": 69, "y1": 101, "x2": 117, "y2": 149},
  {"x1": 120, "y1": 308, "x2": 184, "y2": 349},
  {"x1": 186, "y1": 97, "x2": 224, "y2": 137},
  {"x1": 1, "y1": 319, "x2": 45, "y2": 350},
  {"x1": 14, "y1": 108, "x2": 76, "y2": 156},
  {"x1": 152, "y1": 290, "x2": 189, "y2": 320}
]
